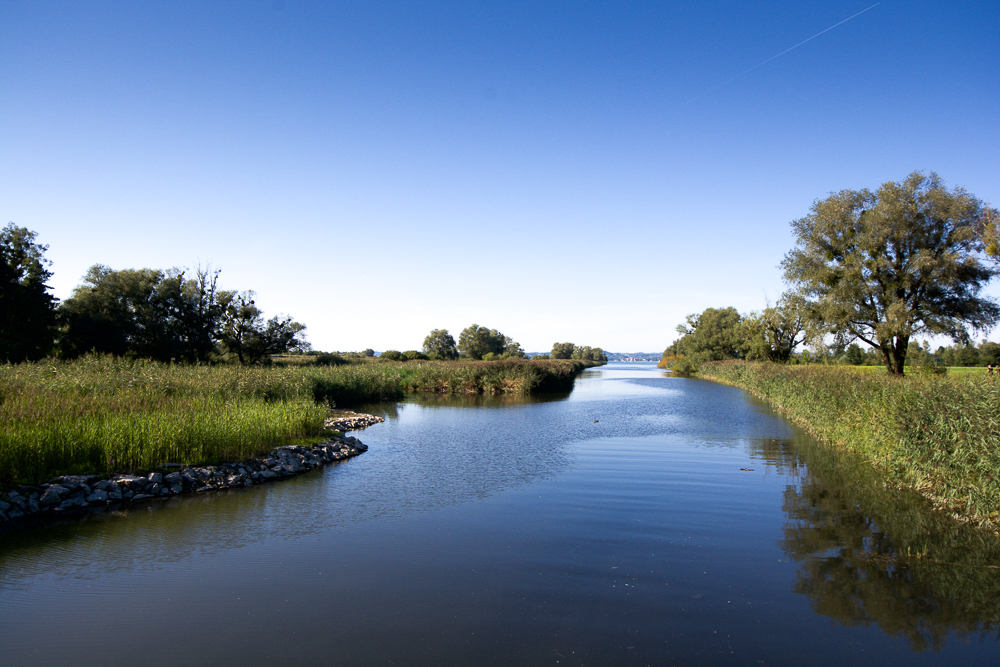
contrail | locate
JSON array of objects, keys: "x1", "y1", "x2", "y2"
[{"x1": 692, "y1": 2, "x2": 880, "y2": 100}]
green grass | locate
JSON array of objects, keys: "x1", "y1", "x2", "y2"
[
  {"x1": 847, "y1": 364, "x2": 989, "y2": 377},
  {"x1": 698, "y1": 360, "x2": 1000, "y2": 531},
  {"x1": 0, "y1": 356, "x2": 595, "y2": 485}
]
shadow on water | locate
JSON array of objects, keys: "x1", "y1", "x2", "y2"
[
  {"x1": 3, "y1": 362, "x2": 1000, "y2": 664},
  {"x1": 745, "y1": 398, "x2": 1000, "y2": 652},
  {"x1": 357, "y1": 389, "x2": 573, "y2": 415}
]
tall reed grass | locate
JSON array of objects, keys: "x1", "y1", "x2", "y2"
[
  {"x1": 699, "y1": 360, "x2": 1000, "y2": 530},
  {"x1": 0, "y1": 356, "x2": 594, "y2": 484}
]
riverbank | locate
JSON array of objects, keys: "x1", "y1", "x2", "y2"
[
  {"x1": 698, "y1": 360, "x2": 1000, "y2": 532},
  {"x1": 0, "y1": 420, "x2": 380, "y2": 532},
  {"x1": 0, "y1": 356, "x2": 596, "y2": 487}
]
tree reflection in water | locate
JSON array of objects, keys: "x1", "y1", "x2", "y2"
[{"x1": 751, "y1": 433, "x2": 1000, "y2": 652}]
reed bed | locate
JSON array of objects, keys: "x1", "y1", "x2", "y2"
[
  {"x1": 0, "y1": 356, "x2": 594, "y2": 484},
  {"x1": 699, "y1": 360, "x2": 1000, "y2": 530}
]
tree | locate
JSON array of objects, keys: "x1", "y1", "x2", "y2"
[
  {"x1": 422, "y1": 328, "x2": 458, "y2": 360},
  {"x1": 501, "y1": 337, "x2": 526, "y2": 359},
  {"x1": 59, "y1": 265, "x2": 183, "y2": 359},
  {"x1": 782, "y1": 172, "x2": 999, "y2": 375},
  {"x1": 218, "y1": 291, "x2": 307, "y2": 364},
  {"x1": 458, "y1": 324, "x2": 517, "y2": 360},
  {"x1": 842, "y1": 343, "x2": 865, "y2": 365},
  {"x1": 177, "y1": 266, "x2": 226, "y2": 362},
  {"x1": 59, "y1": 264, "x2": 228, "y2": 362},
  {"x1": 980, "y1": 341, "x2": 1000, "y2": 366},
  {"x1": 976, "y1": 204, "x2": 1000, "y2": 261},
  {"x1": 739, "y1": 293, "x2": 809, "y2": 363},
  {"x1": 0, "y1": 223, "x2": 57, "y2": 361},
  {"x1": 551, "y1": 342, "x2": 575, "y2": 359},
  {"x1": 674, "y1": 307, "x2": 743, "y2": 363}
]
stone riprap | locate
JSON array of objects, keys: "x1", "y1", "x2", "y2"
[
  {"x1": 324, "y1": 412, "x2": 385, "y2": 431},
  {"x1": 0, "y1": 435, "x2": 368, "y2": 532}
]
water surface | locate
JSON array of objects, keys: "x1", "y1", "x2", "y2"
[{"x1": 2, "y1": 363, "x2": 998, "y2": 665}]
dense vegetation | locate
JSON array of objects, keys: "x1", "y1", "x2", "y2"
[
  {"x1": 662, "y1": 172, "x2": 1000, "y2": 377},
  {"x1": 0, "y1": 356, "x2": 595, "y2": 485},
  {"x1": 698, "y1": 360, "x2": 1000, "y2": 531},
  {"x1": 755, "y1": 427, "x2": 1000, "y2": 650}
]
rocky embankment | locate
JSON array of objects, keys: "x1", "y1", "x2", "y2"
[
  {"x1": 0, "y1": 412, "x2": 385, "y2": 532},
  {"x1": 325, "y1": 412, "x2": 385, "y2": 431}
]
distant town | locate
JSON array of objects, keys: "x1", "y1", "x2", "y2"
[{"x1": 603, "y1": 352, "x2": 661, "y2": 362}]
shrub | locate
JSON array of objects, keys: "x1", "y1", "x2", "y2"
[{"x1": 314, "y1": 352, "x2": 348, "y2": 366}]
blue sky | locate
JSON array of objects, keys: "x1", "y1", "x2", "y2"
[{"x1": 3, "y1": 1, "x2": 998, "y2": 353}]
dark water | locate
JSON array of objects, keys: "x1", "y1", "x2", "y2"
[{"x1": 2, "y1": 363, "x2": 998, "y2": 666}]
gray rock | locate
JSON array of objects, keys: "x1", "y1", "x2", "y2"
[
  {"x1": 0, "y1": 500, "x2": 9, "y2": 513},
  {"x1": 148, "y1": 483, "x2": 161, "y2": 495},
  {"x1": 261, "y1": 470, "x2": 278, "y2": 479},
  {"x1": 147, "y1": 472, "x2": 162, "y2": 484},
  {"x1": 7, "y1": 508, "x2": 23, "y2": 519},
  {"x1": 115, "y1": 476, "x2": 145, "y2": 490},
  {"x1": 86, "y1": 490, "x2": 109, "y2": 503},
  {"x1": 58, "y1": 496, "x2": 87, "y2": 510},
  {"x1": 169, "y1": 484, "x2": 183, "y2": 494},
  {"x1": 108, "y1": 490, "x2": 123, "y2": 501},
  {"x1": 39, "y1": 486, "x2": 66, "y2": 507},
  {"x1": 94, "y1": 480, "x2": 111, "y2": 492},
  {"x1": 163, "y1": 472, "x2": 182, "y2": 485},
  {"x1": 132, "y1": 493, "x2": 152, "y2": 501}
]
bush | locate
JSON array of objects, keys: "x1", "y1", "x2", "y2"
[
  {"x1": 402, "y1": 350, "x2": 430, "y2": 361},
  {"x1": 379, "y1": 350, "x2": 402, "y2": 361},
  {"x1": 314, "y1": 352, "x2": 348, "y2": 366}
]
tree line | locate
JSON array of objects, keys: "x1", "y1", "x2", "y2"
[
  {"x1": 663, "y1": 172, "x2": 1000, "y2": 376},
  {"x1": 394, "y1": 327, "x2": 606, "y2": 362},
  {"x1": 0, "y1": 223, "x2": 306, "y2": 364}
]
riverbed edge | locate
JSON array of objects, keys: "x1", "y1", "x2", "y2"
[{"x1": 0, "y1": 413, "x2": 385, "y2": 534}]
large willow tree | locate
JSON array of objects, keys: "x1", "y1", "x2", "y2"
[{"x1": 782, "y1": 172, "x2": 999, "y2": 375}]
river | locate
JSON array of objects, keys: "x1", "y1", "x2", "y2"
[{"x1": 1, "y1": 362, "x2": 998, "y2": 665}]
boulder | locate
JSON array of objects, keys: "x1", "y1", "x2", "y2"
[
  {"x1": 85, "y1": 490, "x2": 109, "y2": 503},
  {"x1": 39, "y1": 486, "x2": 66, "y2": 507}
]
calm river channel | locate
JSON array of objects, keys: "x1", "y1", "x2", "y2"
[{"x1": 2, "y1": 362, "x2": 999, "y2": 665}]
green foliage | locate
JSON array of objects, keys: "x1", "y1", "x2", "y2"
[
  {"x1": 457, "y1": 324, "x2": 522, "y2": 360},
  {"x1": 379, "y1": 350, "x2": 403, "y2": 361},
  {"x1": 699, "y1": 360, "x2": 1000, "y2": 531},
  {"x1": 0, "y1": 356, "x2": 594, "y2": 484},
  {"x1": 672, "y1": 306, "x2": 743, "y2": 367},
  {"x1": 219, "y1": 290, "x2": 307, "y2": 364},
  {"x1": 551, "y1": 342, "x2": 575, "y2": 359},
  {"x1": 0, "y1": 223, "x2": 57, "y2": 362},
  {"x1": 59, "y1": 265, "x2": 305, "y2": 365},
  {"x1": 980, "y1": 341, "x2": 1000, "y2": 366},
  {"x1": 402, "y1": 350, "x2": 430, "y2": 361},
  {"x1": 842, "y1": 343, "x2": 865, "y2": 365},
  {"x1": 314, "y1": 352, "x2": 348, "y2": 366},
  {"x1": 782, "y1": 172, "x2": 999, "y2": 375},
  {"x1": 422, "y1": 329, "x2": 458, "y2": 360},
  {"x1": 738, "y1": 293, "x2": 808, "y2": 362}
]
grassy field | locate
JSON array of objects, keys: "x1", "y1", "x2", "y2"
[
  {"x1": 698, "y1": 360, "x2": 1000, "y2": 532},
  {"x1": 848, "y1": 365, "x2": 989, "y2": 377},
  {"x1": 0, "y1": 356, "x2": 594, "y2": 485}
]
